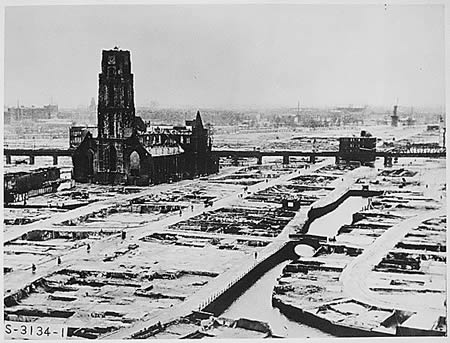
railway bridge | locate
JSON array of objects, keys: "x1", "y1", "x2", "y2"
[
  {"x1": 3, "y1": 146, "x2": 446, "y2": 166},
  {"x1": 213, "y1": 146, "x2": 446, "y2": 165},
  {"x1": 4, "y1": 148, "x2": 74, "y2": 166}
]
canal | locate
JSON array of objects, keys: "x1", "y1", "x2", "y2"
[
  {"x1": 307, "y1": 196, "x2": 369, "y2": 237},
  {"x1": 221, "y1": 259, "x2": 333, "y2": 338},
  {"x1": 220, "y1": 196, "x2": 369, "y2": 337}
]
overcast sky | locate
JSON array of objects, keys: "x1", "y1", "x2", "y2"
[{"x1": 4, "y1": 4, "x2": 446, "y2": 109}]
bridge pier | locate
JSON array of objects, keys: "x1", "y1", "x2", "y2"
[
  {"x1": 309, "y1": 154, "x2": 316, "y2": 164},
  {"x1": 53, "y1": 155, "x2": 58, "y2": 165},
  {"x1": 29, "y1": 155, "x2": 35, "y2": 165},
  {"x1": 282, "y1": 154, "x2": 290, "y2": 165},
  {"x1": 5, "y1": 154, "x2": 11, "y2": 164}
]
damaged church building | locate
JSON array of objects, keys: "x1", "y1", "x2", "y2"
[{"x1": 71, "y1": 49, "x2": 219, "y2": 185}]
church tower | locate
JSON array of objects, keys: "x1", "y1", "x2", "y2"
[
  {"x1": 96, "y1": 48, "x2": 136, "y2": 183},
  {"x1": 97, "y1": 48, "x2": 135, "y2": 139},
  {"x1": 72, "y1": 48, "x2": 218, "y2": 185}
]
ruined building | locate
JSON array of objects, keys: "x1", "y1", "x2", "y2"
[
  {"x1": 338, "y1": 130, "x2": 376, "y2": 167},
  {"x1": 71, "y1": 48, "x2": 219, "y2": 185}
]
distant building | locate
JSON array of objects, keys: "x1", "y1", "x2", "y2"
[
  {"x1": 69, "y1": 126, "x2": 98, "y2": 149},
  {"x1": 391, "y1": 105, "x2": 399, "y2": 127},
  {"x1": 71, "y1": 48, "x2": 218, "y2": 185},
  {"x1": 5, "y1": 104, "x2": 58, "y2": 123},
  {"x1": 439, "y1": 115, "x2": 446, "y2": 148},
  {"x1": 338, "y1": 131, "x2": 376, "y2": 167},
  {"x1": 88, "y1": 97, "x2": 96, "y2": 113},
  {"x1": 335, "y1": 106, "x2": 367, "y2": 113},
  {"x1": 405, "y1": 117, "x2": 416, "y2": 126}
]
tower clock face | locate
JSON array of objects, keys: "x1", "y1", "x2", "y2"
[{"x1": 107, "y1": 55, "x2": 116, "y2": 65}]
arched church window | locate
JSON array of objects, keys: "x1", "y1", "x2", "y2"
[{"x1": 130, "y1": 151, "x2": 140, "y2": 176}]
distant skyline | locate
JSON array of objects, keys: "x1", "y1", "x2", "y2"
[{"x1": 4, "y1": 4, "x2": 446, "y2": 109}]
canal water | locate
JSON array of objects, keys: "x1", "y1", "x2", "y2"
[
  {"x1": 307, "y1": 196, "x2": 369, "y2": 237},
  {"x1": 221, "y1": 259, "x2": 333, "y2": 338},
  {"x1": 221, "y1": 196, "x2": 369, "y2": 337}
]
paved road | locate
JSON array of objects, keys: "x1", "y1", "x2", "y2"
[
  {"x1": 103, "y1": 159, "x2": 335, "y2": 339},
  {"x1": 3, "y1": 166, "x2": 244, "y2": 244},
  {"x1": 4, "y1": 160, "x2": 332, "y2": 315},
  {"x1": 9, "y1": 157, "x2": 377, "y2": 340},
  {"x1": 340, "y1": 208, "x2": 446, "y2": 313},
  {"x1": 6, "y1": 156, "x2": 380, "y2": 339},
  {"x1": 4, "y1": 167, "x2": 245, "y2": 294}
]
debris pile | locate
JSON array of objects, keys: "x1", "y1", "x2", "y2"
[{"x1": 169, "y1": 206, "x2": 296, "y2": 237}]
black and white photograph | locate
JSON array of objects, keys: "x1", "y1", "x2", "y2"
[{"x1": 2, "y1": 0, "x2": 448, "y2": 340}]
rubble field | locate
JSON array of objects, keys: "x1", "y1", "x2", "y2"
[{"x1": 273, "y1": 157, "x2": 446, "y2": 336}]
